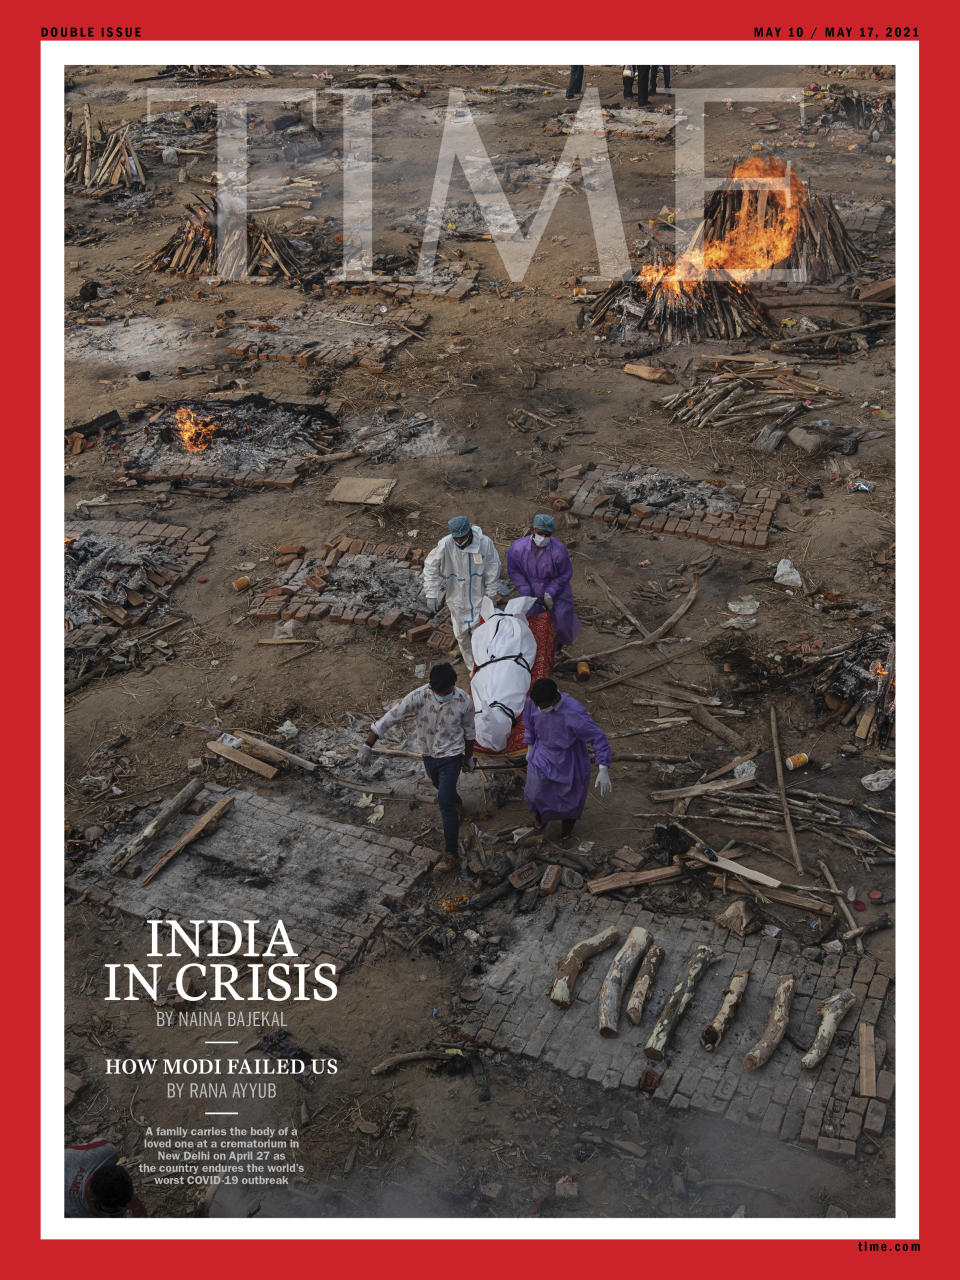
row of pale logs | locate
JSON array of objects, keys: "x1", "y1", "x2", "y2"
[{"x1": 548, "y1": 925, "x2": 856, "y2": 1071}]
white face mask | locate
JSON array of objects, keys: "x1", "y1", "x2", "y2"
[
  {"x1": 540, "y1": 699, "x2": 561, "y2": 713},
  {"x1": 532, "y1": 533, "x2": 550, "y2": 547}
]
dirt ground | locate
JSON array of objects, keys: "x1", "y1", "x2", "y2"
[{"x1": 63, "y1": 62, "x2": 896, "y2": 1220}]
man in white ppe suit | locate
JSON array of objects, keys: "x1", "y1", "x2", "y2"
[{"x1": 422, "y1": 516, "x2": 501, "y2": 669}]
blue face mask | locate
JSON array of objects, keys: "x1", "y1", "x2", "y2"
[{"x1": 433, "y1": 690, "x2": 455, "y2": 703}]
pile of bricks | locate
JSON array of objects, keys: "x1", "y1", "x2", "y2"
[
  {"x1": 547, "y1": 463, "x2": 781, "y2": 550},
  {"x1": 247, "y1": 534, "x2": 428, "y2": 628},
  {"x1": 461, "y1": 895, "x2": 894, "y2": 1159},
  {"x1": 126, "y1": 451, "x2": 306, "y2": 491},
  {"x1": 321, "y1": 269, "x2": 478, "y2": 302}
]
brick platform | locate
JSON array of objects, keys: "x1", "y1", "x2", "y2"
[
  {"x1": 461, "y1": 894, "x2": 893, "y2": 1155},
  {"x1": 547, "y1": 463, "x2": 782, "y2": 550},
  {"x1": 248, "y1": 535, "x2": 455, "y2": 650},
  {"x1": 66, "y1": 788, "x2": 441, "y2": 971}
]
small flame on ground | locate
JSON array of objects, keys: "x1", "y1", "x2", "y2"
[{"x1": 176, "y1": 407, "x2": 217, "y2": 453}]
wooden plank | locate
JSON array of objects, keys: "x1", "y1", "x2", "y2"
[
  {"x1": 686, "y1": 849, "x2": 782, "y2": 888},
  {"x1": 690, "y1": 702, "x2": 750, "y2": 752},
  {"x1": 714, "y1": 880, "x2": 834, "y2": 915},
  {"x1": 140, "y1": 797, "x2": 235, "y2": 886},
  {"x1": 206, "y1": 741, "x2": 278, "y2": 779},
  {"x1": 587, "y1": 865, "x2": 683, "y2": 895},
  {"x1": 858, "y1": 1022, "x2": 877, "y2": 1097},
  {"x1": 650, "y1": 776, "x2": 755, "y2": 802},
  {"x1": 328, "y1": 477, "x2": 397, "y2": 505},
  {"x1": 234, "y1": 730, "x2": 317, "y2": 773}
]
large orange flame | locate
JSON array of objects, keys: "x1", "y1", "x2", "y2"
[
  {"x1": 176, "y1": 407, "x2": 216, "y2": 452},
  {"x1": 641, "y1": 156, "x2": 806, "y2": 296}
]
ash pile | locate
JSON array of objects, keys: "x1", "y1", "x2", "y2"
[
  {"x1": 341, "y1": 411, "x2": 466, "y2": 461},
  {"x1": 602, "y1": 466, "x2": 740, "y2": 520},
  {"x1": 64, "y1": 532, "x2": 179, "y2": 628},
  {"x1": 296, "y1": 716, "x2": 518, "y2": 810},
  {"x1": 394, "y1": 201, "x2": 532, "y2": 241},
  {"x1": 122, "y1": 394, "x2": 340, "y2": 489},
  {"x1": 315, "y1": 553, "x2": 427, "y2": 615},
  {"x1": 131, "y1": 105, "x2": 217, "y2": 155}
]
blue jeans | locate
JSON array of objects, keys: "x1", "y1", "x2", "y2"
[{"x1": 422, "y1": 754, "x2": 463, "y2": 854}]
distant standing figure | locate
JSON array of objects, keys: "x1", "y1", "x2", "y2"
[
  {"x1": 65, "y1": 1140, "x2": 145, "y2": 1217},
  {"x1": 506, "y1": 513, "x2": 582, "y2": 648},
  {"x1": 622, "y1": 65, "x2": 650, "y2": 106},
  {"x1": 523, "y1": 678, "x2": 612, "y2": 840},
  {"x1": 566, "y1": 66, "x2": 584, "y2": 99},
  {"x1": 649, "y1": 66, "x2": 672, "y2": 94}
]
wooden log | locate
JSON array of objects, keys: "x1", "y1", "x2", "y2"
[
  {"x1": 685, "y1": 849, "x2": 782, "y2": 889},
  {"x1": 233, "y1": 730, "x2": 317, "y2": 772},
  {"x1": 817, "y1": 857, "x2": 864, "y2": 955},
  {"x1": 587, "y1": 865, "x2": 683, "y2": 895},
  {"x1": 206, "y1": 741, "x2": 278, "y2": 779},
  {"x1": 742, "y1": 973, "x2": 796, "y2": 1071},
  {"x1": 549, "y1": 925, "x2": 621, "y2": 1009},
  {"x1": 801, "y1": 988, "x2": 856, "y2": 1070},
  {"x1": 644, "y1": 943, "x2": 719, "y2": 1061},
  {"x1": 651, "y1": 775, "x2": 754, "y2": 802},
  {"x1": 598, "y1": 927, "x2": 651, "y2": 1037},
  {"x1": 140, "y1": 796, "x2": 234, "y2": 887},
  {"x1": 770, "y1": 706, "x2": 804, "y2": 874},
  {"x1": 582, "y1": 651, "x2": 677, "y2": 695},
  {"x1": 701, "y1": 968, "x2": 750, "y2": 1051},
  {"x1": 858, "y1": 1022, "x2": 877, "y2": 1097},
  {"x1": 625, "y1": 943, "x2": 664, "y2": 1026},
  {"x1": 710, "y1": 880, "x2": 834, "y2": 916},
  {"x1": 109, "y1": 777, "x2": 203, "y2": 872},
  {"x1": 691, "y1": 702, "x2": 750, "y2": 753}
]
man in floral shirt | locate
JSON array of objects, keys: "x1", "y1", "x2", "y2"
[{"x1": 358, "y1": 663, "x2": 476, "y2": 870}]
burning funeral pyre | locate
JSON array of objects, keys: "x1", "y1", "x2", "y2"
[
  {"x1": 594, "y1": 157, "x2": 862, "y2": 344},
  {"x1": 139, "y1": 197, "x2": 316, "y2": 281},
  {"x1": 121, "y1": 394, "x2": 340, "y2": 490}
]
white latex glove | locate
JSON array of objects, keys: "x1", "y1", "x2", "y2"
[
  {"x1": 543, "y1": 592, "x2": 554, "y2": 610},
  {"x1": 426, "y1": 596, "x2": 440, "y2": 612},
  {"x1": 356, "y1": 744, "x2": 373, "y2": 766},
  {"x1": 594, "y1": 765, "x2": 612, "y2": 797}
]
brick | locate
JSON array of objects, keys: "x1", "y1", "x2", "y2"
[
  {"x1": 863, "y1": 1099, "x2": 887, "y2": 1136},
  {"x1": 867, "y1": 974, "x2": 890, "y2": 1001},
  {"x1": 860, "y1": 997, "x2": 884, "y2": 1025},
  {"x1": 406, "y1": 623, "x2": 432, "y2": 643},
  {"x1": 277, "y1": 544, "x2": 306, "y2": 556},
  {"x1": 817, "y1": 1136, "x2": 857, "y2": 1159},
  {"x1": 539, "y1": 864, "x2": 562, "y2": 895},
  {"x1": 761, "y1": 1101, "x2": 786, "y2": 1135},
  {"x1": 840, "y1": 1108, "x2": 863, "y2": 1141},
  {"x1": 876, "y1": 1070, "x2": 895, "y2": 1101}
]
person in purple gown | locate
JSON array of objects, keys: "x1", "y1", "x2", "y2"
[
  {"x1": 506, "y1": 514, "x2": 582, "y2": 648},
  {"x1": 523, "y1": 678, "x2": 612, "y2": 838}
]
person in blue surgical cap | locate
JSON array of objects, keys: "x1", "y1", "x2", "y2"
[
  {"x1": 422, "y1": 516, "x2": 501, "y2": 668},
  {"x1": 506, "y1": 513, "x2": 582, "y2": 648}
]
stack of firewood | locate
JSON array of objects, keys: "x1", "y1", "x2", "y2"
[
  {"x1": 64, "y1": 107, "x2": 145, "y2": 189},
  {"x1": 138, "y1": 197, "x2": 311, "y2": 280},
  {"x1": 660, "y1": 359, "x2": 843, "y2": 432}
]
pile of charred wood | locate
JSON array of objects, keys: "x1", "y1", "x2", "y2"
[
  {"x1": 816, "y1": 633, "x2": 895, "y2": 748},
  {"x1": 769, "y1": 315, "x2": 895, "y2": 358},
  {"x1": 815, "y1": 89, "x2": 895, "y2": 136},
  {"x1": 139, "y1": 197, "x2": 312, "y2": 280},
  {"x1": 592, "y1": 268, "x2": 772, "y2": 345},
  {"x1": 660, "y1": 358, "x2": 843, "y2": 434},
  {"x1": 64, "y1": 106, "x2": 145, "y2": 189}
]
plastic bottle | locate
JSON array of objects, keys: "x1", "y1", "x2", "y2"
[
  {"x1": 785, "y1": 752, "x2": 809, "y2": 771},
  {"x1": 576, "y1": 661, "x2": 591, "y2": 681}
]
